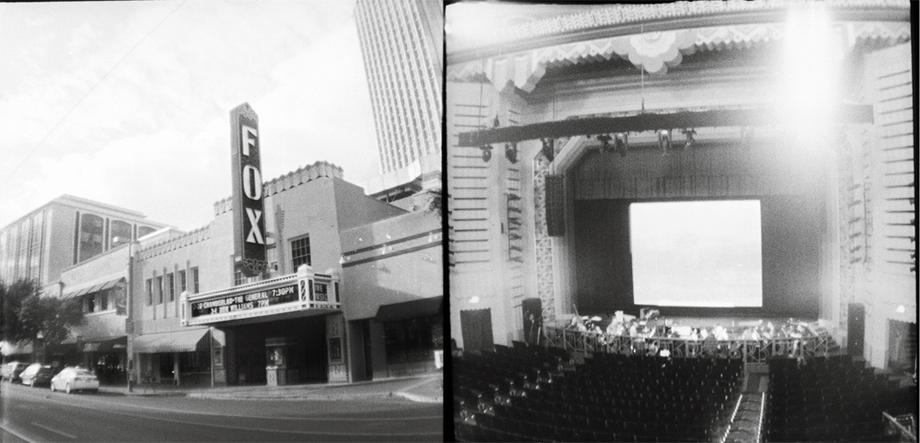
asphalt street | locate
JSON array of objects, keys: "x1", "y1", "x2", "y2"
[{"x1": 0, "y1": 382, "x2": 443, "y2": 442}]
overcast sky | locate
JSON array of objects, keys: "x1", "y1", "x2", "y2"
[{"x1": 0, "y1": 0, "x2": 380, "y2": 231}]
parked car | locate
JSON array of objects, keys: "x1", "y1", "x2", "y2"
[
  {"x1": 19, "y1": 363, "x2": 54, "y2": 387},
  {"x1": 1, "y1": 361, "x2": 29, "y2": 383},
  {"x1": 50, "y1": 367, "x2": 99, "y2": 394}
]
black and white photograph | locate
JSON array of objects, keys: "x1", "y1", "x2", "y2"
[
  {"x1": 0, "y1": 0, "x2": 443, "y2": 441},
  {"x1": 1, "y1": 0, "x2": 918, "y2": 442},
  {"x1": 447, "y1": 1, "x2": 916, "y2": 442}
]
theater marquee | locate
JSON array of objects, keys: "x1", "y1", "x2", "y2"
[
  {"x1": 190, "y1": 284, "x2": 298, "y2": 318},
  {"x1": 181, "y1": 267, "x2": 342, "y2": 326}
]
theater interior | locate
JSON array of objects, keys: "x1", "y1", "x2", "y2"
[{"x1": 446, "y1": 2, "x2": 916, "y2": 442}]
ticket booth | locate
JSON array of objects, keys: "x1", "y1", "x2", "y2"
[{"x1": 265, "y1": 336, "x2": 298, "y2": 386}]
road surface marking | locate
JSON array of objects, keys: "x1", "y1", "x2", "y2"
[
  {"x1": 30, "y1": 422, "x2": 77, "y2": 440},
  {"x1": 0, "y1": 423, "x2": 37, "y2": 443}
]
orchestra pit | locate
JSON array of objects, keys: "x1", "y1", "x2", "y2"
[{"x1": 446, "y1": 2, "x2": 916, "y2": 442}]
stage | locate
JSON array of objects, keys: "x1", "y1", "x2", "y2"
[{"x1": 544, "y1": 314, "x2": 833, "y2": 363}]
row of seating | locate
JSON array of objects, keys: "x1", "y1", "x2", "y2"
[
  {"x1": 456, "y1": 420, "x2": 701, "y2": 443},
  {"x1": 454, "y1": 345, "x2": 742, "y2": 442},
  {"x1": 765, "y1": 355, "x2": 917, "y2": 442}
]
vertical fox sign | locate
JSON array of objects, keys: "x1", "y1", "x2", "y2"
[{"x1": 231, "y1": 103, "x2": 267, "y2": 277}]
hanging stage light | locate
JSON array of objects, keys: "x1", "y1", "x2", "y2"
[
  {"x1": 541, "y1": 138, "x2": 555, "y2": 161},
  {"x1": 657, "y1": 129, "x2": 672, "y2": 155},
  {"x1": 596, "y1": 134, "x2": 612, "y2": 153},
  {"x1": 681, "y1": 128, "x2": 696, "y2": 149},
  {"x1": 480, "y1": 145, "x2": 493, "y2": 162},
  {"x1": 505, "y1": 142, "x2": 518, "y2": 163},
  {"x1": 614, "y1": 132, "x2": 628, "y2": 157}
]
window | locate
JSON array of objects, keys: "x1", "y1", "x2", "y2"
[
  {"x1": 234, "y1": 270, "x2": 243, "y2": 286},
  {"x1": 85, "y1": 293, "x2": 95, "y2": 313},
  {"x1": 29, "y1": 212, "x2": 43, "y2": 281},
  {"x1": 110, "y1": 220, "x2": 132, "y2": 248},
  {"x1": 178, "y1": 270, "x2": 187, "y2": 293},
  {"x1": 384, "y1": 317, "x2": 437, "y2": 364},
  {"x1": 191, "y1": 267, "x2": 199, "y2": 294},
  {"x1": 166, "y1": 273, "x2": 175, "y2": 302},
  {"x1": 145, "y1": 279, "x2": 152, "y2": 305},
  {"x1": 78, "y1": 213, "x2": 104, "y2": 262},
  {"x1": 156, "y1": 276, "x2": 163, "y2": 304},
  {"x1": 99, "y1": 290, "x2": 108, "y2": 311},
  {"x1": 291, "y1": 236, "x2": 311, "y2": 270}
]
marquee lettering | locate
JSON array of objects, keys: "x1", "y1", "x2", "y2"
[
  {"x1": 245, "y1": 208, "x2": 264, "y2": 244},
  {"x1": 241, "y1": 165, "x2": 262, "y2": 200},
  {"x1": 241, "y1": 125, "x2": 257, "y2": 156}
]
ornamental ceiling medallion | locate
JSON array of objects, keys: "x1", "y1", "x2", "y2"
[{"x1": 613, "y1": 29, "x2": 697, "y2": 75}]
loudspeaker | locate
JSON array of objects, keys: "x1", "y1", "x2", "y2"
[
  {"x1": 847, "y1": 303, "x2": 865, "y2": 357},
  {"x1": 546, "y1": 175, "x2": 565, "y2": 237},
  {"x1": 522, "y1": 298, "x2": 543, "y2": 345}
]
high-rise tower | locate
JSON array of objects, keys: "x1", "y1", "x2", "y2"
[{"x1": 355, "y1": 0, "x2": 442, "y2": 190}]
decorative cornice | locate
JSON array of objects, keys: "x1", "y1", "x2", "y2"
[
  {"x1": 213, "y1": 161, "x2": 344, "y2": 216},
  {"x1": 136, "y1": 225, "x2": 210, "y2": 261},
  {"x1": 447, "y1": 21, "x2": 910, "y2": 93},
  {"x1": 448, "y1": 0, "x2": 909, "y2": 56}
]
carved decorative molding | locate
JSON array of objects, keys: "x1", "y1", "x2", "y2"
[
  {"x1": 447, "y1": 22, "x2": 910, "y2": 93},
  {"x1": 464, "y1": 1, "x2": 909, "y2": 48},
  {"x1": 532, "y1": 152, "x2": 556, "y2": 323}
]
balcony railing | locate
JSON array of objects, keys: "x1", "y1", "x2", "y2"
[{"x1": 543, "y1": 326, "x2": 831, "y2": 363}]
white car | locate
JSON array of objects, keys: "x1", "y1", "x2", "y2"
[
  {"x1": 50, "y1": 367, "x2": 99, "y2": 394},
  {"x1": 19, "y1": 363, "x2": 54, "y2": 387}
]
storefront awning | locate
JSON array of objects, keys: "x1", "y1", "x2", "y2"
[
  {"x1": 62, "y1": 276, "x2": 125, "y2": 298},
  {"x1": 83, "y1": 336, "x2": 127, "y2": 353},
  {"x1": 375, "y1": 296, "x2": 442, "y2": 322},
  {"x1": 133, "y1": 329, "x2": 211, "y2": 354}
]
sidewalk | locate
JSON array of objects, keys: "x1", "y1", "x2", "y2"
[{"x1": 97, "y1": 372, "x2": 442, "y2": 403}]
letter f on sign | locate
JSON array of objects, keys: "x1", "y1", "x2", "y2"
[
  {"x1": 241, "y1": 125, "x2": 257, "y2": 156},
  {"x1": 245, "y1": 208, "x2": 264, "y2": 244}
]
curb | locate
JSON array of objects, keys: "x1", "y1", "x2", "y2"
[
  {"x1": 185, "y1": 392, "x2": 397, "y2": 401},
  {"x1": 394, "y1": 391, "x2": 442, "y2": 403},
  {"x1": 101, "y1": 390, "x2": 188, "y2": 398}
]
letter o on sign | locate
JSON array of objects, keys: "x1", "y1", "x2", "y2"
[{"x1": 242, "y1": 165, "x2": 262, "y2": 200}]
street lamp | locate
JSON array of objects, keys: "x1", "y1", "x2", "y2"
[
  {"x1": 36, "y1": 331, "x2": 44, "y2": 363},
  {"x1": 113, "y1": 236, "x2": 139, "y2": 392}
]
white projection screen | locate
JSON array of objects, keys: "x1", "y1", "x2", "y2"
[{"x1": 630, "y1": 200, "x2": 763, "y2": 307}]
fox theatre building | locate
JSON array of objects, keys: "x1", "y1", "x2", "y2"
[{"x1": 130, "y1": 103, "x2": 410, "y2": 386}]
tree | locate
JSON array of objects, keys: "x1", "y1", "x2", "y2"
[
  {"x1": 425, "y1": 188, "x2": 442, "y2": 214},
  {"x1": 0, "y1": 279, "x2": 84, "y2": 347}
]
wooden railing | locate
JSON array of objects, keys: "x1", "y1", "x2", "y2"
[{"x1": 883, "y1": 411, "x2": 918, "y2": 443}]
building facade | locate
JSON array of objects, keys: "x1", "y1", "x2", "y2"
[
  {"x1": 0, "y1": 195, "x2": 165, "y2": 371},
  {"x1": 446, "y1": 1, "x2": 914, "y2": 371},
  {"x1": 340, "y1": 210, "x2": 443, "y2": 380},
  {"x1": 128, "y1": 159, "x2": 442, "y2": 386},
  {"x1": 355, "y1": 0, "x2": 443, "y2": 192},
  {"x1": 0, "y1": 195, "x2": 165, "y2": 293},
  {"x1": 2, "y1": 136, "x2": 444, "y2": 389}
]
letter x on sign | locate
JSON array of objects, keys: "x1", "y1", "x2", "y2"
[{"x1": 246, "y1": 208, "x2": 264, "y2": 244}]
